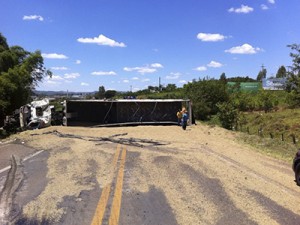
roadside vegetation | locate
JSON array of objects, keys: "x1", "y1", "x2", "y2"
[{"x1": 239, "y1": 132, "x2": 297, "y2": 162}]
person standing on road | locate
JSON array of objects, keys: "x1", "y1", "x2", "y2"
[
  {"x1": 176, "y1": 109, "x2": 182, "y2": 126},
  {"x1": 181, "y1": 109, "x2": 188, "y2": 130}
]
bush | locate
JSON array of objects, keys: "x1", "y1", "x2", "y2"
[
  {"x1": 231, "y1": 92, "x2": 256, "y2": 111},
  {"x1": 286, "y1": 90, "x2": 300, "y2": 108},
  {"x1": 217, "y1": 101, "x2": 239, "y2": 130},
  {"x1": 184, "y1": 79, "x2": 228, "y2": 120}
]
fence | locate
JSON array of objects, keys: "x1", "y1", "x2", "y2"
[{"x1": 236, "y1": 124, "x2": 298, "y2": 145}]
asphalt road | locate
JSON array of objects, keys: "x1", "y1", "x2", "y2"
[{"x1": 0, "y1": 126, "x2": 300, "y2": 225}]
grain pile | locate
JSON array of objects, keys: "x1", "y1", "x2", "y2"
[{"x1": 7, "y1": 124, "x2": 300, "y2": 224}]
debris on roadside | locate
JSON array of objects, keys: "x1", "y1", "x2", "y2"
[{"x1": 31, "y1": 130, "x2": 169, "y2": 148}]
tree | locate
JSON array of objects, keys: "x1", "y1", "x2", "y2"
[
  {"x1": 256, "y1": 68, "x2": 267, "y2": 81},
  {"x1": 217, "y1": 101, "x2": 239, "y2": 130},
  {"x1": 285, "y1": 44, "x2": 300, "y2": 107},
  {"x1": 227, "y1": 76, "x2": 255, "y2": 82},
  {"x1": 276, "y1": 66, "x2": 287, "y2": 78},
  {"x1": 257, "y1": 89, "x2": 278, "y2": 112},
  {"x1": 0, "y1": 33, "x2": 50, "y2": 124},
  {"x1": 148, "y1": 86, "x2": 159, "y2": 92},
  {"x1": 288, "y1": 44, "x2": 300, "y2": 76},
  {"x1": 231, "y1": 92, "x2": 256, "y2": 112},
  {"x1": 96, "y1": 85, "x2": 105, "y2": 99},
  {"x1": 165, "y1": 83, "x2": 177, "y2": 92},
  {"x1": 0, "y1": 33, "x2": 9, "y2": 51},
  {"x1": 184, "y1": 79, "x2": 228, "y2": 120},
  {"x1": 220, "y1": 73, "x2": 227, "y2": 83},
  {"x1": 104, "y1": 90, "x2": 117, "y2": 99}
]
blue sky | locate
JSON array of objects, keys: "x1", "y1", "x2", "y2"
[{"x1": 1, "y1": 0, "x2": 299, "y2": 92}]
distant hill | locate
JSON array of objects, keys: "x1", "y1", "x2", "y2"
[{"x1": 34, "y1": 90, "x2": 97, "y2": 97}]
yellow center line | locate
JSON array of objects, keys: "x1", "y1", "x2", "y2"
[
  {"x1": 109, "y1": 146, "x2": 127, "y2": 225},
  {"x1": 91, "y1": 144, "x2": 122, "y2": 225},
  {"x1": 90, "y1": 185, "x2": 111, "y2": 225},
  {"x1": 112, "y1": 144, "x2": 121, "y2": 168}
]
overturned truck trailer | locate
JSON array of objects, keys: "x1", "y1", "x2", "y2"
[{"x1": 64, "y1": 99, "x2": 192, "y2": 126}]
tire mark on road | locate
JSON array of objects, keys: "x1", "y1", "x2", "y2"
[
  {"x1": 0, "y1": 150, "x2": 45, "y2": 175},
  {"x1": 0, "y1": 155, "x2": 24, "y2": 224}
]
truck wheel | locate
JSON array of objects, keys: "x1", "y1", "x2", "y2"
[{"x1": 296, "y1": 163, "x2": 300, "y2": 186}]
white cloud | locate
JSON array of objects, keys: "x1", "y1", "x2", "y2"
[
  {"x1": 166, "y1": 72, "x2": 180, "y2": 80},
  {"x1": 23, "y1": 15, "x2": 44, "y2": 21},
  {"x1": 225, "y1": 43, "x2": 262, "y2": 54},
  {"x1": 75, "y1": 60, "x2": 81, "y2": 64},
  {"x1": 51, "y1": 67, "x2": 68, "y2": 70},
  {"x1": 51, "y1": 75, "x2": 64, "y2": 81},
  {"x1": 132, "y1": 77, "x2": 139, "y2": 80},
  {"x1": 123, "y1": 67, "x2": 134, "y2": 72},
  {"x1": 194, "y1": 66, "x2": 207, "y2": 71},
  {"x1": 262, "y1": 1, "x2": 275, "y2": 10},
  {"x1": 64, "y1": 73, "x2": 80, "y2": 79},
  {"x1": 77, "y1": 34, "x2": 126, "y2": 47},
  {"x1": 228, "y1": 5, "x2": 254, "y2": 14},
  {"x1": 261, "y1": 4, "x2": 269, "y2": 10},
  {"x1": 123, "y1": 79, "x2": 129, "y2": 83},
  {"x1": 124, "y1": 67, "x2": 156, "y2": 74},
  {"x1": 46, "y1": 80, "x2": 61, "y2": 85},
  {"x1": 207, "y1": 61, "x2": 223, "y2": 68},
  {"x1": 81, "y1": 82, "x2": 89, "y2": 86},
  {"x1": 151, "y1": 63, "x2": 163, "y2": 68},
  {"x1": 44, "y1": 76, "x2": 63, "y2": 86},
  {"x1": 197, "y1": 33, "x2": 227, "y2": 42},
  {"x1": 179, "y1": 80, "x2": 187, "y2": 84},
  {"x1": 142, "y1": 78, "x2": 150, "y2": 82},
  {"x1": 140, "y1": 68, "x2": 157, "y2": 74},
  {"x1": 42, "y1": 53, "x2": 68, "y2": 59},
  {"x1": 91, "y1": 71, "x2": 117, "y2": 76},
  {"x1": 124, "y1": 63, "x2": 163, "y2": 75}
]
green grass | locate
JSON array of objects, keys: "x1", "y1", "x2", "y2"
[
  {"x1": 236, "y1": 108, "x2": 300, "y2": 162},
  {"x1": 205, "y1": 106, "x2": 300, "y2": 162},
  {"x1": 238, "y1": 132, "x2": 297, "y2": 162},
  {"x1": 239, "y1": 108, "x2": 300, "y2": 143}
]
